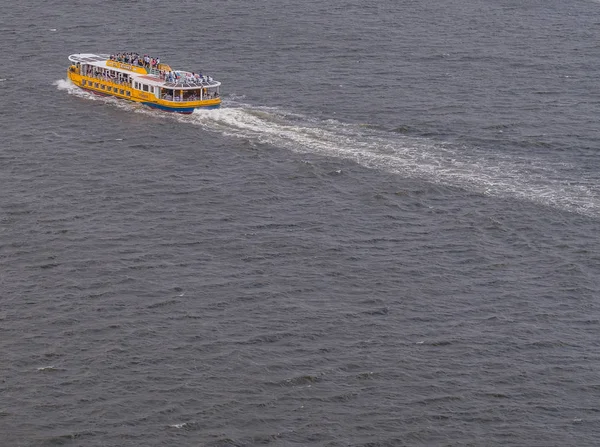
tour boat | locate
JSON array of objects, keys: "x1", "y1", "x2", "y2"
[{"x1": 67, "y1": 53, "x2": 221, "y2": 113}]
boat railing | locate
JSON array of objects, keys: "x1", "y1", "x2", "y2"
[
  {"x1": 162, "y1": 78, "x2": 220, "y2": 88},
  {"x1": 160, "y1": 94, "x2": 220, "y2": 103}
]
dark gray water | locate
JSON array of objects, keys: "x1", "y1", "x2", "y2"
[{"x1": 2, "y1": 0, "x2": 600, "y2": 445}]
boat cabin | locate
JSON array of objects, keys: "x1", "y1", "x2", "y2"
[{"x1": 68, "y1": 53, "x2": 221, "y2": 103}]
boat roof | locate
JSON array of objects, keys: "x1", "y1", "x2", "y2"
[
  {"x1": 69, "y1": 53, "x2": 111, "y2": 64},
  {"x1": 68, "y1": 53, "x2": 221, "y2": 89}
]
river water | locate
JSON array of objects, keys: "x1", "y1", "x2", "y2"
[{"x1": 1, "y1": 0, "x2": 600, "y2": 445}]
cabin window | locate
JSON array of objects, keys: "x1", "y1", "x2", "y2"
[
  {"x1": 106, "y1": 87, "x2": 111, "y2": 92},
  {"x1": 82, "y1": 80, "x2": 86, "y2": 86},
  {"x1": 120, "y1": 89, "x2": 125, "y2": 95},
  {"x1": 142, "y1": 84, "x2": 149, "y2": 92},
  {"x1": 126, "y1": 91, "x2": 131, "y2": 96},
  {"x1": 94, "y1": 82, "x2": 99, "y2": 88},
  {"x1": 101, "y1": 84, "x2": 105, "y2": 90}
]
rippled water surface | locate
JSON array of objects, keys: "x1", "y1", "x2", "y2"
[{"x1": 2, "y1": 1, "x2": 600, "y2": 446}]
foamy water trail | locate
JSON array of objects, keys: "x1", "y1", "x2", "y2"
[
  {"x1": 56, "y1": 79, "x2": 600, "y2": 217},
  {"x1": 186, "y1": 106, "x2": 600, "y2": 217}
]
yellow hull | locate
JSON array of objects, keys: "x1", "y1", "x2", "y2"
[{"x1": 67, "y1": 70, "x2": 221, "y2": 113}]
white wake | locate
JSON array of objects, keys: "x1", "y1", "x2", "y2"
[{"x1": 56, "y1": 79, "x2": 600, "y2": 217}]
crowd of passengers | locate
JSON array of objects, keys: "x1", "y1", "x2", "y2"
[
  {"x1": 110, "y1": 52, "x2": 160, "y2": 69},
  {"x1": 108, "y1": 52, "x2": 215, "y2": 85},
  {"x1": 162, "y1": 70, "x2": 214, "y2": 84},
  {"x1": 83, "y1": 65, "x2": 131, "y2": 85}
]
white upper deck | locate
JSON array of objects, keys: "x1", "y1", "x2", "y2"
[
  {"x1": 69, "y1": 53, "x2": 111, "y2": 64},
  {"x1": 68, "y1": 53, "x2": 221, "y2": 90}
]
